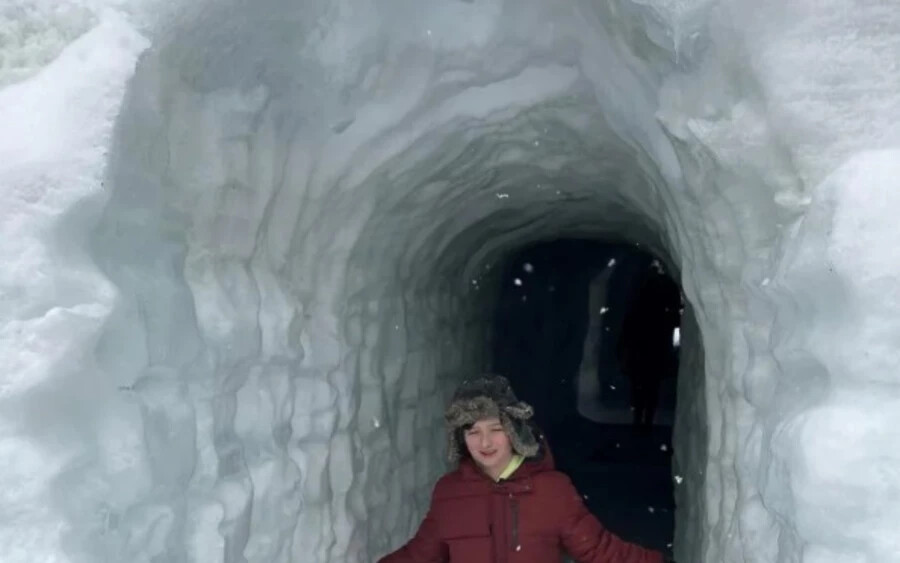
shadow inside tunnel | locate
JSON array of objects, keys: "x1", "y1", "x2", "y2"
[
  {"x1": 489, "y1": 238, "x2": 679, "y2": 553},
  {"x1": 552, "y1": 417, "x2": 675, "y2": 552}
]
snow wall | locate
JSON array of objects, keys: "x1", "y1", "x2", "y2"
[{"x1": 2, "y1": 1, "x2": 899, "y2": 562}]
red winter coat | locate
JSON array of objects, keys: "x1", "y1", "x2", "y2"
[{"x1": 378, "y1": 447, "x2": 663, "y2": 563}]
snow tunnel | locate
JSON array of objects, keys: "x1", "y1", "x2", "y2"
[
  {"x1": 4, "y1": 1, "x2": 900, "y2": 563},
  {"x1": 91, "y1": 6, "x2": 710, "y2": 557}
]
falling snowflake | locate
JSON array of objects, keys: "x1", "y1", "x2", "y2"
[
  {"x1": 607, "y1": 258, "x2": 616, "y2": 267},
  {"x1": 600, "y1": 307, "x2": 609, "y2": 314},
  {"x1": 609, "y1": 384, "x2": 616, "y2": 390},
  {"x1": 372, "y1": 417, "x2": 381, "y2": 429},
  {"x1": 514, "y1": 278, "x2": 523, "y2": 286},
  {"x1": 660, "y1": 444, "x2": 668, "y2": 452},
  {"x1": 674, "y1": 475, "x2": 683, "y2": 485},
  {"x1": 496, "y1": 193, "x2": 509, "y2": 199},
  {"x1": 523, "y1": 263, "x2": 534, "y2": 273},
  {"x1": 648, "y1": 507, "x2": 656, "y2": 514}
]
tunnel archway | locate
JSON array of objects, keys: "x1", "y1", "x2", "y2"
[
  {"x1": 15, "y1": 2, "x2": 845, "y2": 563},
  {"x1": 8, "y1": 1, "x2": 900, "y2": 563},
  {"x1": 90, "y1": 6, "x2": 711, "y2": 559},
  {"x1": 93, "y1": 56, "x2": 706, "y2": 560}
]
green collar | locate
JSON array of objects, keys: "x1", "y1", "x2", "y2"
[{"x1": 496, "y1": 454, "x2": 525, "y2": 482}]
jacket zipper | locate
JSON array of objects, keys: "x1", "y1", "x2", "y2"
[{"x1": 510, "y1": 496, "x2": 520, "y2": 553}]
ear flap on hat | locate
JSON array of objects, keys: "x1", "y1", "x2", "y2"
[
  {"x1": 502, "y1": 414, "x2": 539, "y2": 458},
  {"x1": 447, "y1": 425, "x2": 465, "y2": 464}
]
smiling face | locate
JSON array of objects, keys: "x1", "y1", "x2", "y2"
[{"x1": 464, "y1": 417, "x2": 514, "y2": 479}]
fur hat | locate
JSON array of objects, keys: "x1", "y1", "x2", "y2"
[{"x1": 444, "y1": 374, "x2": 539, "y2": 463}]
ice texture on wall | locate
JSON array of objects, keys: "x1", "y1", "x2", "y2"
[
  {"x1": 771, "y1": 152, "x2": 900, "y2": 562},
  {"x1": 1, "y1": 1, "x2": 899, "y2": 562}
]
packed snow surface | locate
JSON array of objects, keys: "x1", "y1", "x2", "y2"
[{"x1": 1, "y1": 1, "x2": 899, "y2": 562}]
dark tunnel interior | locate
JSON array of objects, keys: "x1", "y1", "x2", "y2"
[{"x1": 490, "y1": 239, "x2": 684, "y2": 551}]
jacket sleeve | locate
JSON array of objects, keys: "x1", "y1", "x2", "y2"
[
  {"x1": 377, "y1": 490, "x2": 448, "y2": 563},
  {"x1": 556, "y1": 476, "x2": 664, "y2": 563}
]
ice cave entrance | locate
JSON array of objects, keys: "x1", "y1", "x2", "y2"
[
  {"x1": 490, "y1": 239, "x2": 691, "y2": 552},
  {"x1": 8, "y1": 1, "x2": 900, "y2": 562},
  {"x1": 87, "y1": 13, "x2": 713, "y2": 557}
]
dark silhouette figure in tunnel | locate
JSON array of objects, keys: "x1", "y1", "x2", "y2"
[{"x1": 616, "y1": 264, "x2": 682, "y2": 429}]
